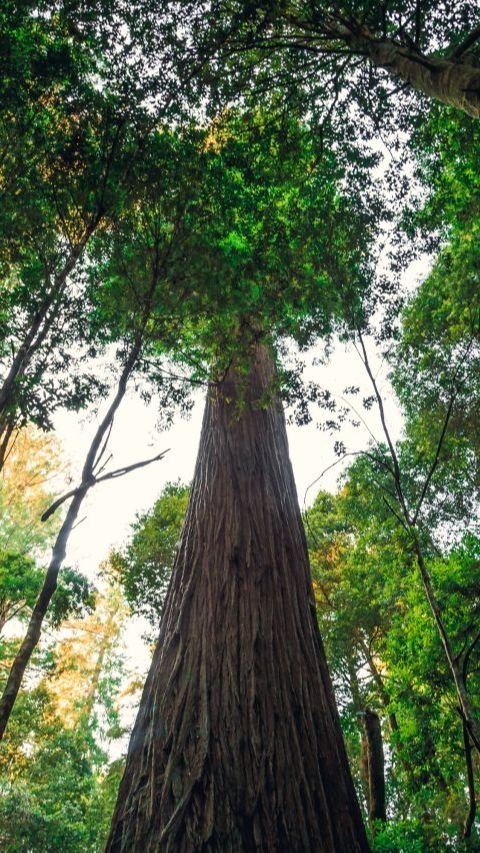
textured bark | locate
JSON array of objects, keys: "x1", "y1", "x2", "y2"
[
  {"x1": 107, "y1": 343, "x2": 369, "y2": 852},
  {"x1": 356, "y1": 38, "x2": 480, "y2": 119},
  {"x1": 462, "y1": 721, "x2": 476, "y2": 839},
  {"x1": 361, "y1": 710, "x2": 386, "y2": 824}
]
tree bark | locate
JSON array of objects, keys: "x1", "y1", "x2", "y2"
[
  {"x1": 462, "y1": 721, "x2": 476, "y2": 839},
  {"x1": 361, "y1": 710, "x2": 386, "y2": 824},
  {"x1": 107, "y1": 343, "x2": 369, "y2": 852},
  {"x1": 355, "y1": 37, "x2": 480, "y2": 119}
]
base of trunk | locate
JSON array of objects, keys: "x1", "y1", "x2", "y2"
[{"x1": 107, "y1": 344, "x2": 369, "y2": 852}]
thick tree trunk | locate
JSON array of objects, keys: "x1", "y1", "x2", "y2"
[{"x1": 107, "y1": 343, "x2": 369, "y2": 852}]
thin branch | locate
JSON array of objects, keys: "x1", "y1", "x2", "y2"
[
  {"x1": 41, "y1": 449, "x2": 169, "y2": 521},
  {"x1": 93, "y1": 419, "x2": 115, "y2": 474},
  {"x1": 463, "y1": 631, "x2": 480, "y2": 683},
  {"x1": 382, "y1": 496, "x2": 410, "y2": 533},
  {"x1": 355, "y1": 331, "x2": 410, "y2": 525},
  {"x1": 412, "y1": 338, "x2": 473, "y2": 525},
  {"x1": 303, "y1": 450, "x2": 365, "y2": 509},
  {"x1": 411, "y1": 390, "x2": 457, "y2": 525}
]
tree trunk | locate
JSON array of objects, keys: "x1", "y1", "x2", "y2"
[
  {"x1": 361, "y1": 710, "x2": 386, "y2": 824},
  {"x1": 357, "y1": 38, "x2": 480, "y2": 119},
  {"x1": 462, "y1": 721, "x2": 476, "y2": 839},
  {"x1": 0, "y1": 487, "x2": 87, "y2": 738},
  {"x1": 107, "y1": 343, "x2": 369, "y2": 852}
]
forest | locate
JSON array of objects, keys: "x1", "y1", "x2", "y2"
[{"x1": 0, "y1": 1, "x2": 479, "y2": 850}]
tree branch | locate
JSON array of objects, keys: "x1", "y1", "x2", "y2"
[
  {"x1": 41, "y1": 449, "x2": 169, "y2": 522},
  {"x1": 450, "y1": 26, "x2": 480, "y2": 60}
]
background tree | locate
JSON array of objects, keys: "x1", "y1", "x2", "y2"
[
  {"x1": 110, "y1": 482, "x2": 189, "y2": 637},
  {"x1": 0, "y1": 580, "x2": 132, "y2": 853},
  {"x1": 306, "y1": 458, "x2": 480, "y2": 847}
]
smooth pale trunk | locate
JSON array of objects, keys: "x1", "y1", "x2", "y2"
[{"x1": 107, "y1": 344, "x2": 369, "y2": 852}]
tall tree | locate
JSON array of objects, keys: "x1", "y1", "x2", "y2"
[
  {"x1": 108, "y1": 343, "x2": 369, "y2": 851},
  {"x1": 306, "y1": 473, "x2": 480, "y2": 846},
  {"x1": 105, "y1": 110, "x2": 377, "y2": 850}
]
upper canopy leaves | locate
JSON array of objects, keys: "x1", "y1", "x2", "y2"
[{"x1": 90, "y1": 109, "x2": 379, "y2": 393}]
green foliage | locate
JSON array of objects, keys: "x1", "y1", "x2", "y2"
[
  {"x1": 0, "y1": 722, "x2": 110, "y2": 852},
  {"x1": 0, "y1": 583, "x2": 130, "y2": 852},
  {"x1": 110, "y1": 481, "x2": 189, "y2": 634},
  {"x1": 371, "y1": 818, "x2": 457, "y2": 852},
  {"x1": 393, "y1": 108, "x2": 480, "y2": 495},
  {"x1": 87, "y1": 108, "x2": 380, "y2": 421},
  {"x1": 306, "y1": 444, "x2": 480, "y2": 841},
  {"x1": 0, "y1": 550, "x2": 94, "y2": 635}
]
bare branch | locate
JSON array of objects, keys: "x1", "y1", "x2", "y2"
[
  {"x1": 41, "y1": 449, "x2": 169, "y2": 522},
  {"x1": 382, "y1": 496, "x2": 410, "y2": 533}
]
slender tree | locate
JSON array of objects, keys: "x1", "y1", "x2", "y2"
[{"x1": 0, "y1": 125, "x2": 211, "y2": 734}]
